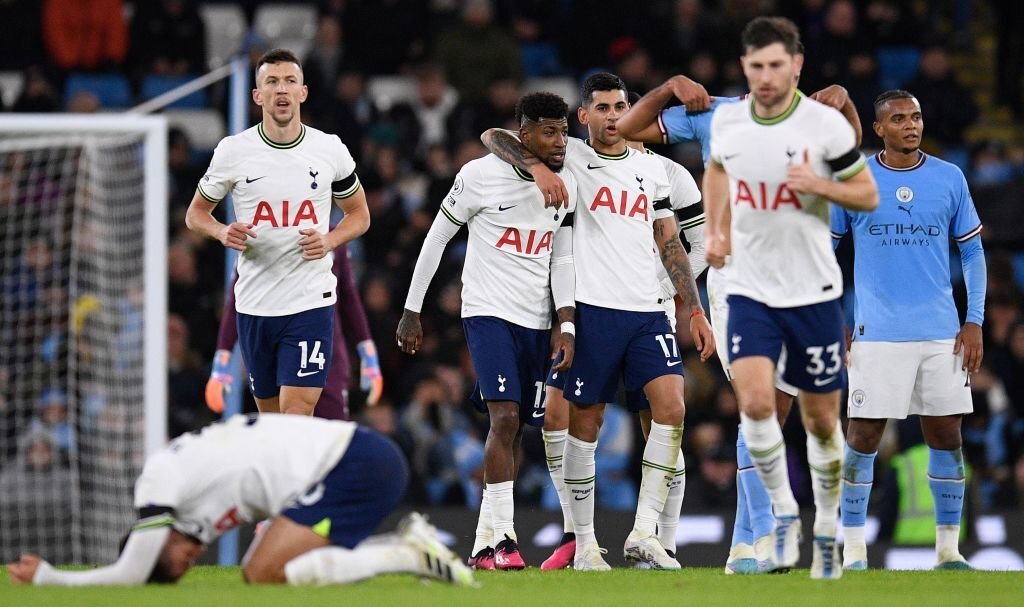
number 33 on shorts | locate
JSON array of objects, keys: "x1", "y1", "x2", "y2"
[{"x1": 805, "y1": 341, "x2": 842, "y2": 387}]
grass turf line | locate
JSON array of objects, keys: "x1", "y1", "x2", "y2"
[{"x1": 0, "y1": 566, "x2": 1020, "y2": 607}]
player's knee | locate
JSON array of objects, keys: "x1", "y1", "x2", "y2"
[
  {"x1": 488, "y1": 406, "x2": 520, "y2": 440},
  {"x1": 242, "y1": 559, "x2": 286, "y2": 585},
  {"x1": 736, "y1": 390, "x2": 775, "y2": 420}
]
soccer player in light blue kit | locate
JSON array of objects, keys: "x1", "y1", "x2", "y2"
[
  {"x1": 619, "y1": 75, "x2": 863, "y2": 574},
  {"x1": 831, "y1": 90, "x2": 985, "y2": 571}
]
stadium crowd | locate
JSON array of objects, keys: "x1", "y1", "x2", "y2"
[{"x1": 2, "y1": 0, "x2": 1024, "y2": 535}]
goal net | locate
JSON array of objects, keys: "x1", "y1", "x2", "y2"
[{"x1": 0, "y1": 116, "x2": 167, "y2": 565}]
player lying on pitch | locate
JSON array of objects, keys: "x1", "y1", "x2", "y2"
[{"x1": 7, "y1": 414, "x2": 473, "y2": 587}]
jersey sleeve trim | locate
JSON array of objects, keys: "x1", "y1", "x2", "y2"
[
  {"x1": 677, "y1": 211, "x2": 706, "y2": 231},
  {"x1": 830, "y1": 230, "x2": 846, "y2": 240},
  {"x1": 657, "y1": 111, "x2": 669, "y2": 144},
  {"x1": 653, "y1": 197, "x2": 672, "y2": 211},
  {"x1": 332, "y1": 173, "x2": 361, "y2": 199},
  {"x1": 196, "y1": 183, "x2": 222, "y2": 204},
  {"x1": 439, "y1": 204, "x2": 465, "y2": 226},
  {"x1": 560, "y1": 211, "x2": 575, "y2": 227},
  {"x1": 954, "y1": 223, "x2": 983, "y2": 242},
  {"x1": 132, "y1": 514, "x2": 176, "y2": 532},
  {"x1": 834, "y1": 155, "x2": 867, "y2": 181}
]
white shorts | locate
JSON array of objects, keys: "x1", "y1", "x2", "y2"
[
  {"x1": 847, "y1": 340, "x2": 973, "y2": 419},
  {"x1": 706, "y1": 268, "x2": 797, "y2": 396}
]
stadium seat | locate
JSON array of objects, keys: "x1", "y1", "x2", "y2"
[
  {"x1": 63, "y1": 73, "x2": 133, "y2": 109},
  {"x1": 876, "y1": 46, "x2": 921, "y2": 91},
  {"x1": 0, "y1": 70, "x2": 24, "y2": 109},
  {"x1": 140, "y1": 75, "x2": 209, "y2": 110},
  {"x1": 253, "y1": 3, "x2": 317, "y2": 49},
  {"x1": 366, "y1": 75, "x2": 417, "y2": 111},
  {"x1": 199, "y1": 4, "x2": 248, "y2": 70},
  {"x1": 522, "y1": 76, "x2": 579, "y2": 109},
  {"x1": 163, "y1": 109, "x2": 226, "y2": 151}
]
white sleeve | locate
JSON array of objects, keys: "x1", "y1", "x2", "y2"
[
  {"x1": 821, "y1": 108, "x2": 866, "y2": 181},
  {"x1": 682, "y1": 225, "x2": 708, "y2": 279},
  {"x1": 708, "y1": 110, "x2": 725, "y2": 166},
  {"x1": 550, "y1": 222, "x2": 575, "y2": 311},
  {"x1": 33, "y1": 525, "x2": 170, "y2": 586},
  {"x1": 652, "y1": 162, "x2": 675, "y2": 220},
  {"x1": 403, "y1": 211, "x2": 461, "y2": 312},
  {"x1": 196, "y1": 140, "x2": 235, "y2": 203}
]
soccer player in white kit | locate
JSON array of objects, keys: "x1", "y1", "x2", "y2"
[
  {"x1": 7, "y1": 414, "x2": 473, "y2": 586},
  {"x1": 185, "y1": 49, "x2": 370, "y2": 417},
  {"x1": 483, "y1": 73, "x2": 715, "y2": 571},
  {"x1": 397, "y1": 92, "x2": 578, "y2": 571},
  {"x1": 832, "y1": 91, "x2": 985, "y2": 571},
  {"x1": 703, "y1": 17, "x2": 879, "y2": 578}
]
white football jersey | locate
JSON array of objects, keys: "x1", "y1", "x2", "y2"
[
  {"x1": 565, "y1": 138, "x2": 674, "y2": 312},
  {"x1": 649, "y1": 149, "x2": 702, "y2": 299},
  {"x1": 134, "y1": 414, "x2": 355, "y2": 545},
  {"x1": 199, "y1": 124, "x2": 360, "y2": 316},
  {"x1": 709, "y1": 92, "x2": 866, "y2": 307},
  {"x1": 442, "y1": 154, "x2": 578, "y2": 329}
]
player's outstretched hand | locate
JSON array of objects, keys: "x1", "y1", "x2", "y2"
[
  {"x1": 669, "y1": 75, "x2": 711, "y2": 112},
  {"x1": 205, "y1": 349, "x2": 233, "y2": 413},
  {"x1": 810, "y1": 84, "x2": 850, "y2": 111},
  {"x1": 396, "y1": 309, "x2": 423, "y2": 355},
  {"x1": 531, "y1": 163, "x2": 570, "y2": 209},
  {"x1": 219, "y1": 222, "x2": 257, "y2": 252},
  {"x1": 690, "y1": 313, "x2": 716, "y2": 362},
  {"x1": 298, "y1": 228, "x2": 329, "y2": 260},
  {"x1": 8, "y1": 553, "x2": 42, "y2": 584},
  {"x1": 705, "y1": 230, "x2": 729, "y2": 269},
  {"x1": 954, "y1": 322, "x2": 983, "y2": 373},
  {"x1": 357, "y1": 340, "x2": 384, "y2": 405},
  {"x1": 551, "y1": 331, "x2": 575, "y2": 372}
]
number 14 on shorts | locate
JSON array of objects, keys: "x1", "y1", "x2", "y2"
[{"x1": 299, "y1": 340, "x2": 326, "y2": 374}]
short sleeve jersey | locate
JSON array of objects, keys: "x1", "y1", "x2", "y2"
[
  {"x1": 198, "y1": 124, "x2": 360, "y2": 316},
  {"x1": 831, "y1": 152, "x2": 983, "y2": 341},
  {"x1": 709, "y1": 92, "x2": 867, "y2": 307},
  {"x1": 439, "y1": 154, "x2": 578, "y2": 330},
  {"x1": 565, "y1": 137, "x2": 674, "y2": 312},
  {"x1": 133, "y1": 414, "x2": 355, "y2": 544},
  {"x1": 649, "y1": 150, "x2": 702, "y2": 297}
]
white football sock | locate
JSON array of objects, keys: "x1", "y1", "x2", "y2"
[
  {"x1": 635, "y1": 422, "x2": 683, "y2": 536},
  {"x1": 542, "y1": 428, "x2": 574, "y2": 533},
  {"x1": 657, "y1": 448, "x2": 686, "y2": 552},
  {"x1": 472, "y1": 490, "x2": 493, "y2": 555},
  {"x1": 487, "y1": 481, "x2": 516, "y2": 541},
  {"x1": 285, "y1": 541, "x2": 418, "y2": 586},
  {"x1": 806, "y1": 420, "x2": 844, "y2": 537},
  {"x1": 564, "y1": 434, "x2": 598, "y2": 548},
  {"x1": 741, "y1": 413, "x2": 799, "y2": 517}
]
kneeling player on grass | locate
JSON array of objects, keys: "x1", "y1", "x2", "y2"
[{"x1": 7, "y1": 414, "x2": 473, "y2": 587}]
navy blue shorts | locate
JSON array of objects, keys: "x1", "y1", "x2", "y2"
[
  {"x1": 552, "y1": 303, "x2": 683, "y2": 406},
  {"x1": 237, "y1": 305, "x2": 334, "y2": 398},
  {"x1": 464, "y1": 316, "x2": 549, "y2": 427},
  {"x1": 281, "y1": 427, "x2": 408, "y2": 548},
  {"x1": 726, "y1": 295, "x2": 847, "y2": 393}
]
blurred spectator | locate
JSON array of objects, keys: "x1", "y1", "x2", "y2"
[
  {"x1": 608, "y1": 36, "x2": 661, "y2": 95},
  {"x1": 845, "y1": 51, "x2": 882, "y2": 145},
  {"x1": 904, "y1": 45, "x2": 978, "y2": 161},
  {"x1": 862, "y1": 0, "x2": 924, "y2": 48},
  {"x1": 167, "y1": 127, "x2": 205, "y2": 213},
  {"x1": 42, "y1": 0, "x2": 128, "y2": 72},
  {"x1": 690, "y1": 443, "x2": 738, "y2": 508},
  {"x1": 992, "y1": 0, "x2": 1024, "y2": 118},
  {"x1": 593, "y1": 405, "x2": 637, "y2": 510},
  {"x1": 129, "y1": 0, "x2": 207, "y2": 77},
  {"x1": 972, "y1": 143, "x2": 1015, "y2": 187},
  {"x1": 28, "y1": 388, "x2": 73, "y2": 463},
  {"x1": 167, "y1": 313, "x2": 215, "y2": 438},
  {"x1": 433, "y1": 0, "x2": 522, "y2": 102},
  {"x1": 302, "y1": 15, "x2": 348, "y2": 120},
  {"x1": 342, "y1": 0, "x2": 427, "y2": 75},
  {"x1": 316, "y1": 68, "x2": 379, "y2": 163},
  {"x1": 167, "y1": 240, "x2": 219, "y2": 356},
  {"x1": 10, "y1": 66, "x2": 60, "y2": 113},
  {"x1": 800, "y1": 0, "x2": 866, "y2": 93},
  {"x1": 65, "y1": 90, "x2": 101, "y2": 113},
  {"x1": 654, "y1": 0, "x2": 730, "y2": 68},
  {"x1": 446, "y1": 75, "x2": 519, "y2": 146},
  {"x1": 388, "y1": 63, "x2": 459, "y2": 157},
  {"x1": 510, "y1": 10, "x2": 565, "y2": 78},
  {"x1": 0, "y1": 0, "x2": 44, "y2": 70}
]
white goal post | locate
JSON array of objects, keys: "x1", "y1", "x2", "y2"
[{"x1": 0, "y1": 114, "x2": 166, "y2": 564}]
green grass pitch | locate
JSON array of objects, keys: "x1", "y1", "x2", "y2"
[{"x1": 1, "y1": 566, "x2": 1020, "y2": 607}]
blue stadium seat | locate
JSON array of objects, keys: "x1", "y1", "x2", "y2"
[
  {"x1": 140, "y1": 75, "x2": 209, "y2": 110},
  {"x1": 876, "y1": 46, "x2": 921, "y2": 91},
  {"x1": 63, "y1": 73, "x2": 133, "y2": 109}
]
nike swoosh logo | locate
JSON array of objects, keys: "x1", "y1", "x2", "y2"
[
  {"x1": 296, "y1": 369, "x2": 320, "y2": 377},
  {"x1": 573, "y1": 495, "x2": 590, "y2": 501},
  {"x1": 498, "y1": 204, "x2": 516, "y2": 211},
  {"x1": 666, "y1": 360, "x2": 682, "y2": 367},
  {"x1": 723, "y1": 154, "x2": 740, "y2": 160},
  {"x1": 586, "y1": 163, "x2": 605, "y2": 170},
  {"x1": 245, "y1": 176, "x2": 266, "y2": 183},
  {"x1": 532, "y1": 409, "x2": 545, "y2": 418},
  {"x1": 813, "y1": 375, "x2": 838, "y2": 387}
]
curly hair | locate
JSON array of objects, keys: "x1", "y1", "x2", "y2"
[{"x1": 515, "y1": 91, "x2": 569, "y2": 125}]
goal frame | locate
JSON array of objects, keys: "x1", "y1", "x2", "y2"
[{"x1": 0, "y1": 114, "x2": 168, "y2": 457}]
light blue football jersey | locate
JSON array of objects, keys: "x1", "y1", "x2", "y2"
[
  {"x1": 830, "y1": 152, "x2": 982, "y2": 341},
  {"x1": 658, "y1": 97, "x2": 740, "y2": 161}
]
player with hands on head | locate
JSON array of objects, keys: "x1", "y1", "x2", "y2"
[
  {"x1": 832, "y1": 90, "x2": 985, "y2": 571},
  {"x1": 185, "y1": 48, "x2": 370, "y2": 418},
  {"x1": 399, "y1": 91, "x2": 578, "y2": 571}
]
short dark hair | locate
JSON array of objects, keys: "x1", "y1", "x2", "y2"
[
  {"x1": 580, "y1": 72, "x2": 628, "y2": 107},
  {"x1": 741, "y1": 17, "x2": 803, "y2": 55},
  {"x1": 254, "y1": 48, "x2": 303, "y2": 82},
  {"x1": 515, "y1": 91, "x2": 569, "y2": 126},
  {"x1": 873, "y1": 89, "x2": 917, "y2": 120}
]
